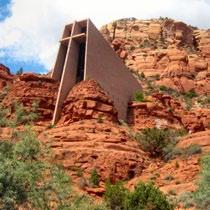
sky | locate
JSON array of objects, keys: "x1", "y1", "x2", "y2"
[{"x1": 0, "y1": 0, "x2": 210, "y2": 74}]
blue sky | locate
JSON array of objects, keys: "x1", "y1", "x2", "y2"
[
  {"x1": 0, "y1": 0, "x2": 10, "y2": 21},
  {"x1": 1, "y1": 0, "x2": 210, "y2": 74},
  {"x1": 0, "y1": 0, "x2": 46, "y2": 73}
]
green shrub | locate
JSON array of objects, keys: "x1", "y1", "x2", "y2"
[
  {"x1": 16, "y1": 67, "x2": 23, "y2": 75},
  {"x1": 47, "y1": 123, "x2": 55, "y2": 129},
  {"x1": 105, "y1": 182, "x2": 173, "y2": 210},
  {"x1": 70, "y1": 195, "x2": 108, "y2": 210},
  {"x1": 178, "y1": 153, "x2": 210, "y2": 209},
  {"x1": 0, "y1": 101, "x2": 39, "y2": 128},
  {"x1": 135, "y1": 128, "x2": 173, "y2": 157},
  {"x1": 168, "y1": 189, "x2": 177, "y2": 196},
  {"x1": 97, "y1": 115, "x2": 104, "y2": 123},
  {"x1": 0, "y1": 86, "x2": 9, "y2": 102},
  {"x1": 0, "y1": 105, "x2": 10, "y2": 127},
  {"x1": 183, "y1": 89, "x2": 198, "y2": 99},
  {"x1": 139, "y1": 72, "x2": 145, "y2": 80},
  {"x1": 178, "y1": 192, "x2": 195, "y2": 208},
  {"x1": 12, "y1": 101, "x2": 39, "y2": 126},
  {"x1": 126, "y1": 182, "x2": 173, "y2": 210},
  {"x1": 136, "y1": 128, "x2": 198, "y2": 160},
  {"x1": 0, "y1": 128, "x2": 71, "y2": 210},
  {"x1": 173, "y1": 128, "x2": 188, "y2": 137},
  {"x1": 164, "y1": 175, "x2": 175, "y2": 181},
  {"x1": 159, "y1": 85, "x2": 168, "y2": 91},
  {"x1": 90, "y1": 168, "x2": 100, "y2": 187},
  {"x1": 158, "y1": 86, "x2": 179, "y2": 97},
  {"x1": 139, "y1": 39, "x2": 152, "y2": 48},
  {"x1": 104, "y1": 181, "x2": 127, "y2": 210},
  {"x1": 193, "y1": 153, "x2": 210, "y2": 209},
  {"x1": 183, "y1": 144, "x2": 202, "y2": 157},
  {"x1": 133, "y1": 91, "x2": 145, "y2": 102}
]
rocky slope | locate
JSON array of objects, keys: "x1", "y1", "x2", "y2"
[
  {"x1": 0, "y1": 17, "x2": 210, "y2": 208},
  {"x1": 101, "y1": 18, "x2": 210, "y2": 95},
  {"x1": 1, "y1": 71, "x2": 59, "y2": 122}
]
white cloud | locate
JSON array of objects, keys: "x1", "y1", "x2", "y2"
[{"x1": 0, "y1": 0, "x2": 210, "y2": 70}]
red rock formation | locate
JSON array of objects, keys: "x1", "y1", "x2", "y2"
[
  {"x1": 101, "y1": 18, "x2": 210, "y2": 96},
  {"x1": 177, "y1": 130, "x2": 210, "y2": 152},
  {"x1": 127, "y1": 130, "x2": 210, "y2": 197},
  {"x1": 128, "y1": 93, "x2": 208, "y2": 133},
  {"x1": 0, "y1": 64, "x2": 13, "y2": 89},
  {"x1": 2, "y1": 73, "x2": 59, "y2": 121},
  {"x1": 59, "y1": 80, "x2": 118, "y2": 125},
  {"x1": 128, "y1": 93, "x2": 183, "y2": 130},
  {"x1": 39, "y1": 120, "x2": 149, "y2": 184}
]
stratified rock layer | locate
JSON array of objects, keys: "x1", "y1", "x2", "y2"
[
  {"x1": 101, "y1": 18, "x2": 210, "y2": 96},
  {"x1": 3, "y1": 73, "x2": 59, "y2": 121},
  {"x1": 39, "y1": 120, "x2": 149, "y2": 183},
  {"x1": 128, "y1": 93, "x2": 209, "y2": 133},
  {"x1": 59, "y1": 80, "x2": 118, "y2": 125}
]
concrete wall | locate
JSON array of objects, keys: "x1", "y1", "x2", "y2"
[
  {"x1": 52, "y1": 19, "x2": 141, "y2": 123},
  {"x1": 51, "y1": 24, "x2": 73, "y2": 80},
  {"x1": 52, "y1": 23, "x2": 81, "y2": 124},
  {"x1": 51, "y1": 45, "x2": 67, "y2": 81},
  {"x1": 85, "y1": 19, "x2": 141, "y2": 120}
]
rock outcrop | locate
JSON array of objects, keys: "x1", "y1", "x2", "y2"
[
  {"x1": 101, "y1": 18, "x2": 210, "y2": 96},
  {"x1": 59, "y1": 80, "x2": 118, "y2": 125},
  {"x1": 39, "y1": 120, "x2": 149, "y2": 184},
  {"x1": 128, "y1": 93, "x2": 183, "y2": 130},
  {"x1": 177, "y1": 130, "x2": 210, "y2": 152},
  {"x1": 128, "y1": 93, "x2": 209, "y2": 133},
  {"x1": 2, "y1": 73, "x2": 59, "y2": 121},
  {"x1": 0, "y1": 64, "x2": 13, "y2": 89}
]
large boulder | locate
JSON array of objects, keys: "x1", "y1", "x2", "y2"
[{"x1": 59, "y1": 80, "x2": 118, "y2": 125}]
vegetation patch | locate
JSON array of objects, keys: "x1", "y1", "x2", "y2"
[
  {"x1": 105, "y1": 181, "x2": 173, "y2": 210},
  {"x1": 193, "y1": 153, "x2": 210, "y2": 209},
  {"x1": 135, "y1": 128, "x2": 175, "y2": 158},
  {"x1": 133, "y1": 91, "x2": 145, "y2": 102},
  {"x1": 135, "y1": 128, "x2": 200, "y2": 160},
  {"x1": 89, "y1": 168, "x2": 100, "y2": 187}
]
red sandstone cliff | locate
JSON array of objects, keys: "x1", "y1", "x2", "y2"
[{"x1": 101, "y1": 18, "x2": 210, "y2": 96}]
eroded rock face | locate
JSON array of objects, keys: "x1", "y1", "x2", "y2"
[
  {"x1": 128, "y1": 93, "x2": 209, "y2": 133},
  {"x1": 59, "y1": 80, "x2": 118, "y2": 125},
  {"x1": 128, "y1": 93, "x2": 184, "y2": 130},
  {"x1": 127, "y1": 130, "x2": 210, "y2": 197},
  {"x1": 2, "y1": 73, "x2": 59, "y2": 121},
  {"x1": 39, "y1": 120, "x2": 149, "y2": 183},
  {"x1": 0, "y1": 64, "x2": 13, "y2": 89},
  {"x1": 101, "y1": 18, "x2": 210, "y2": 96},
  {"x1": 177, "y1": 130, "x2": 210, "y2": 152}
]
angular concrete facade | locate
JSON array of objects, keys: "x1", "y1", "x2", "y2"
[{"x1": 51, "y1": 19, "x2": 141, "y2": 124}]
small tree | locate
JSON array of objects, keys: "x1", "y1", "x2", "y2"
[
  {"x1": 104, "y1": 181, "x2": 173, "y2": 210},
  {"x1": 104, "y1": 181, "x2": 127, "y2": 210},
  {"x1": 90, "y1": 168, "x2": 100, "y2": 187},
  {"x1": 136, "y1": 128, "x2": 172, "y2": 157},
  {"x1": 126, "y1": 182, "x2": 173, "y2": 210},
  {"x1": 16, "y1": 67, "x2": 23, "y2": 75}
]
